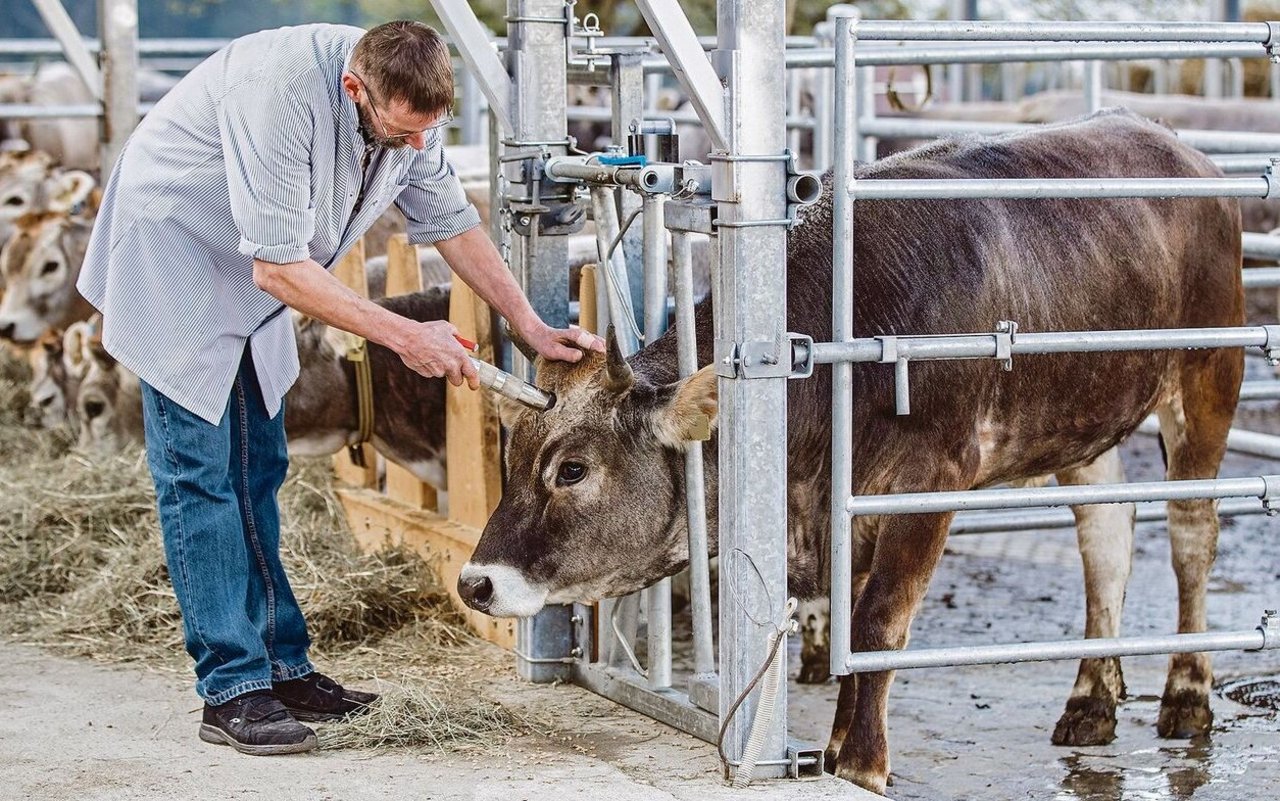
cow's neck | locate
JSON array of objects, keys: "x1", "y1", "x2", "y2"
[{"x1": 358, "y1": 343, "x2": 447, "y2": 486}]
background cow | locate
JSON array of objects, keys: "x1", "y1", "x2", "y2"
[{"x1": 457, "y1": 110, "x2": 1244, "y2": 795}]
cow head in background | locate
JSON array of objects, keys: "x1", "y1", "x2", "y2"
[
  {"x1": 0, "y1": 205, "x2": 97, "y2": 344},
  {"x1": 0, "y1": 150, "x2": 94, "y2": 253},
  {"x1": 457, "y1": 329, "x2": 718, "y2": 618},
  {"x1": 286, "y1": 310, "x2": 360, "y2": 457},
  {"x1": 73, "y1": 333, "x2": 142, "y2": 452}
]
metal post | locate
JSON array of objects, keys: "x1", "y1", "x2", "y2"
[
  {"x1": 612, "y1": 53, "x2": 647, "y2": 324},
  {"x1": 714, "y1": 0, "x2": 791, "y2": 779},
  {"x1": 946, "y1": 0, "x2": 965, "y2": 102},
  {"x1": 830, "y1": 6, "x2": 857, "y2": 684},
  {"x1": 855, "y1": 65, "x2": 876, "y2": 163},
  {"x1": 33, "y1": 0, "x2": 103, "y2": 100},
  {"x1": 507, "y1": 0, "x2": 574, "y2": 683},
  {"x1": 812, "y1": 20, "x2": 834, "y2": 172},
  {"x1": 642, "y1": 193, "x2": 672, "y2": 690},
  {"x1": 97, "y1": 0, "x2": 138, "y2": 173},
  {"x1": 1083, "y1": 60, "x2": 1103, "y2": 113},
  {"x1": 672, "y1": 230, "x2": 717, "y2": 697}
]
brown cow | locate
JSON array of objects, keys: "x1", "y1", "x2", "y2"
[
  {"x1": 73, "y1": 334, "x2": 143, "y2": 452},
  {"x1": 0, "y1": 209, "x2": 97, "y2": 344},
  {"x1": 457, "y1": 110, "x2": 1244, "y2": 794}
]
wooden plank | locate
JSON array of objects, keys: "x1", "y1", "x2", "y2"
[
  {"x1": 446, "y1": 276, "x2": 501, "y2": 529},
  {"x1": 337, "y1": 488, "x2": 517, "y2": 649},
  {"x1": 329, "y1": 238, "x2": 377, "y2": 488},
  {"x1": 382, "y1": 233, "x2": 438, "y2": 510},
  {"x1": 579, "y1": 263, "x2": 598, "y2": 334}
]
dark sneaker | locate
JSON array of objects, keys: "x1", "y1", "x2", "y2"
[
  {"x1": 199, "y1": 690, "x2": 317, "y2": 755},
  {"x1": 273, "y1": 672, "x2": 379, "y2": 722}
]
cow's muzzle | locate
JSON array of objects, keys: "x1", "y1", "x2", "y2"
[{"x1": 457, "y1": 573, "x2": 493, "y2": 612}]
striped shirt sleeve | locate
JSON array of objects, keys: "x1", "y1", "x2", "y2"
[
  {"x1": 396, "y1": 129, "x2": 481, "y2": 245},
  {"x1": 217, "y1": 81, "x2": 317, "y2": 264}
]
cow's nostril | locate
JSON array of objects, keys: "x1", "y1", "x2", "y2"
[
  {"x1": 458, "y1": 574, "x2": 494, "y2": 611},
  {"x1": 83, "y1": 399, "x2": 107, "y2": 420},
  {"x1": 0, "y1": 323, "x2": 14, "y2": 341}
]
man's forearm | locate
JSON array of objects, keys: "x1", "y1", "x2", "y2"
[
  {"x1": 252, "y1": 257, "x2": 415, "y2": 352},
  {"x1": 433, "y1": 226, "x2": 540, "y2": 333}
]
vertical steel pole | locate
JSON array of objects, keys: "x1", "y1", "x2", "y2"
[
  {"x1": 673, "y1": 230, "x2": 717, "y2": 688},
  {"x1": 714, "y1": 0, "x2": 791, "y2": 778},
  {"x1": 1083, "y1": 60, "x2": 1103, "y2": 113},
  {"x1": 643, "y1": 193, "x2": 672, "y2": 690},
  {"x1": 98, "y1": 0, "x2": 138, "y2": 173},
  {"x1": 612, "y1": 54, "x2": 647, "y2": 325},
  {"x1": 813, "y1": 20, "x2": 834, "y2": 172},
  {"x1": 508, "y1": 0, "x2": 574, "y2": 683},
  {"x1": 946, "y1": 0, "x2": 964, "y2": 102},
  {"x1": 829, "y1": 8, "x2": 857, "y2": 680},
  {"x1": 855, "y1": 65, "x2": 876, "y2": 163}
]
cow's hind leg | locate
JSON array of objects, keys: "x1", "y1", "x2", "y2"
[
  {"x1": 1155, "y1": 356, "x2": 1237, "y2": 738},
  {"x1": 1051, "y1": 446, "x2": 1134, "y2": 746}
]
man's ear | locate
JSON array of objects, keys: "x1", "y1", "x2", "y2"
[{"x1": 652, "y1": 364, "x2": 718, "y2": 449}]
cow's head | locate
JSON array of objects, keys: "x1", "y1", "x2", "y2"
[
  {"x1": 0, "y1": 151, "x2": 93, "y2": 249},
  {"x1": 0, "y1": 209, "x2": 94, "y2": 344},
  {"x1": 458, "y1": 329, "x2": 717, "y2": 618},
  {"x1": 74, "y1": 335, "x2": 142, "y2": 452},
  {"x1": 23, "y1": 327, "x2": 71, "y2": 429},
  {"x1": 284, "y1": 311, "x2": 356, "y2": 456}
]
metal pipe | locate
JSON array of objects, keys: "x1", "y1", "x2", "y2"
[
  {"x1": 545, "y1": 156, "x2": 672, "y2": 194},
  {"x1": 829, "y1": 8, "x2": 858, "y2": 683},
  {"x1": 857, "y1": 116, "x2": 1280, "y2": 155},
  {"x1": 1215, "y1": 155, "x2": 1280, "y2": 173},
  {"x1": 672, "y1": 230, "x2": 716, "y2": 684},
  {"x1": 1240, "y1": 380, "x2": 1280, "y2": 401},
  {"x1": 855, "y1": 65, "x2": 876, "y2": 163},
  {"x1": 642, "y1": 194, "x2": 672, "y2": 691},
  {"x1": 589, "y1": 187, "x2": 641, "y2": 354},
  {"x1": 852, "y1": 20, "x2": 1277, "y2": 42},
  {"x1": 99, "y1": 0, "x2": 140, "y2": 173},
  {"x1": 1137, "y1": 416, "x2": 1280, "y2": 460},
  {"x1": 1242, "y1": 233, "x2": 1280, "y2": 262},
  {"x1": 950, "y1": 496, "x2": 1269, "y2": 535},
  {"x1": 843, "y1": 626, "x2": 1274, "y2": 674},
  {"x1": 1082, "y1": 61, "x2": 1103, "y2": 113},
  {"x1": 848, "y1": 176, "x2": 1272, "y2": 201},
  {"x1": 847, "y1": 475, "x2": 1278, "y2": 517},
  {"x1": 812, "y1": 325, "x2": 1276, "y2": 365}
]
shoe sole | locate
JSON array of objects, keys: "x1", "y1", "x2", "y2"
[{"x1": 198, "y1": 723, "x2": 318, "y2": 755}]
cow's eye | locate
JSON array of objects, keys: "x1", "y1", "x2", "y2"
[
  {"x1": 557, "y1": 461, "x2": 587, "y2": 486},
  {"x1": 40, "y1": 260, "x2": 59, "y2": 276},
  {"x1": 3, "y1": 195, "x2": 22, "y2": 207}
]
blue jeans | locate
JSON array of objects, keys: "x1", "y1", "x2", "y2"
[{"x1": 140, "y1": 347, "x2": 313, "y2": 705}]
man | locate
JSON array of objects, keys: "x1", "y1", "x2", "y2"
[{"x1": 78, "y1": 21, "x2": 601, "y2": 755}]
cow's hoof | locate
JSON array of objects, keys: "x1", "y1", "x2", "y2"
[
  {"x1": 834, "y1": 765, "x2": 889, "y2": 796},
  {"x1": 1052, "y1": 696, "x2": 1117, "y2": 746},
  {"x1": 797, "y1": 659, "x2": 831, "y2": 684},
  {"x1": 1157, "y1": 690, "x2": 1212, "y2": 739},
  {"x1": 823, "y1": 748, "x2": 837, "y2": 775}
]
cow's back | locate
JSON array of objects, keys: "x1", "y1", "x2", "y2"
[{"x1": 773, "y1": 110, "x2": 1242, "y2": 586}]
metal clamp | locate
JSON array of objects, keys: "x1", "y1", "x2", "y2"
[
  {"x1": 1263, "y1": 474, "x2": 1280, "y2": 516},
  {"x1": 1266, "y1": 160, "x2": 1280, "y2": 199},
  {"x1": 995, "y1": 320, "x2": 1018, "y2": 371},
  {"x1": 1263, "y1": 323, "x2": 1280, "y2": 366},
  {"x1": 875, "y1": 336, "x2": 912, "y2": 415},
  {"x1": 1266, "y1": 21, "x2": 1280, "y2": 63},
  {"x1": 1250, "y1": 609, "x2": 1279, "y2": 650},
  {"x1": 716, "y1": 333, "x2": 815, "y2": 379}
]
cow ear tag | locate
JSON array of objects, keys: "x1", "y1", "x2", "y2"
[{"x1": 687, "y1": 413, "x2": 712, "y2": 442}]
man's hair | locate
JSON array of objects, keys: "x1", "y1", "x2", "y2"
[{"x1": 351, "y1": 21, "x2": 454, "y2": 116}]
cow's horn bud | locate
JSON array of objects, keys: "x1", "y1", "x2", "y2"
[{"x1": 604, "y1": 324, "x2": 634, "y2": 394}]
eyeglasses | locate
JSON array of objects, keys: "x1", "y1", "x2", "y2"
[{"x1": 350, "y1": 70, "x2": 454, "y2": 139}]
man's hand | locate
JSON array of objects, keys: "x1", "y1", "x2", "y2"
[
  {"x1": 520, "y1": 322, "x2": 606, "y2": 362},
  {"x1": 395, "y1": 320, "x2": 480, "y2": 389}
]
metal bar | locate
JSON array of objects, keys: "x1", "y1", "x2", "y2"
[
  {"x1": 633, "y1": 0, "x2": 727, "y2": 151},
  {"x1": 0, "y1": 103, "x2": 102, "y2": 119},
  {"x1": 715, "y1": 0, "x2": 791, "y2": 777},
  {"x1": 1243, "y1": 268, "x2": 1280, "y2": 287},
  {"x1": 588, "y1": 187, "x2": 642, "y2": 354},
  {"x1": 508, "y1": 0, "x2": 573, "y2": 684},
  {"x1": 573, "y1": 662, "x2": 718, "y2": 743},
  {"x1": 812, "y1": 325, "x2": 1275, "y2": 365},
  {"x1": 98, "y1": 0, "x2": 139, "y2": 173},
  {"x1": 430, "y1": 0, "x2": 514, "y2": 135},
  {"x1": 847, "y1": 475, "x2": 1277, "y2": 517},
  {"x1": 852, "y1": 20, "x2": 1277, "y2": 42},
  {"x1": 564, "y1": 104, "x2": 817, "y2": 131},
  {"x1": 672, "y1": 230, "x2": 717, "y2": 686},
  {"x1": 31, "y1": 0, "x2": 103, "y2": 100},
  {"x1": 1242, "y1": 232, "x2": 1280, "y2": 261},
  {"x1": 844, "y1": 627, "x2": 1273, "y2": 674},
  {"x1": 950, "y1": 496, "x2": 1269, "y2": 535},
  {"x1": 610, "y1": 54, "x2": 647, "y2": 320},
  {"x1": 855, "y1": 65, "x2": 876, "y2": 163},
  {"x1": 857, "y1": 116, "x2": 1280, "y2": 155},
  {"x1": 1215, "y1": 155, "x2": 1280, "y2": 173},
  {"x1": 1137, "y1": 416, "x2": 1280, "y2": 460},
  {"x1": 1082, "y1": 60, "x2": 1103, "y2": 113},
  {"x1": 642, "y1": 193, "x2": 672, "y2": 691},
  {"x1": 829, "y1": 7, "x2": 858, "y2": 687},
  {"x1": 1240, "y1": 380, "x2": 1280, "y2": 401},
  {"x1": 848, "y1": 176, "x2": 1272, "y2": 201},
  {"x1": 812, "y1": 18, "x2": 835, "y2": 172}
]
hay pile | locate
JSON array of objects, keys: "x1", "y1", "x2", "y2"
[{"x1": 0, "y1": 349, "x2": 532, "y2": 752}]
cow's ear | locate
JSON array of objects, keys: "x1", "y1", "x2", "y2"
[
  {"x1": 48, "y1": 170, "x2": 96, "y2": 214},
  {"x1": 62, "y1": 323, "x2": 90, "y2": 378},
  {"x1": 652, "y1": 364, "x2": 718, "y2": 448}
]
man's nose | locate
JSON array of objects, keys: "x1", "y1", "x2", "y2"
[{"x1": 408, "y1": 132, "x2": 427, "y2": 151}]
